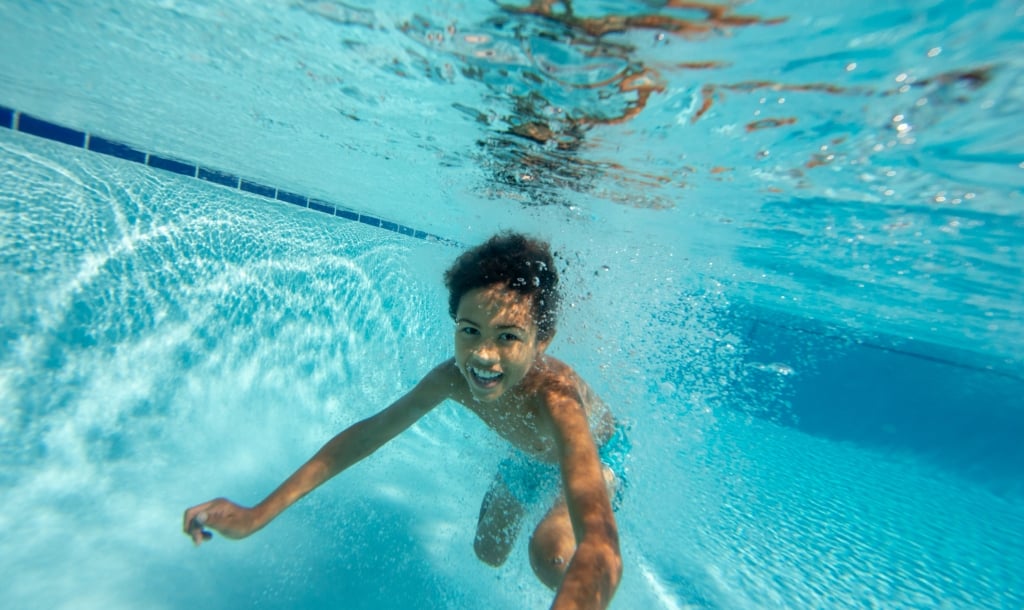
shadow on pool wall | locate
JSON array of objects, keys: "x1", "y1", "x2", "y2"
[{"x1": 727, "y1": 305, "x2": 1024, "y2": 499}]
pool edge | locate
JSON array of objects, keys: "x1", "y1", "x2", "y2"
[{"x1": 0, "y1": 103, "x2": 463, "y2": 248}]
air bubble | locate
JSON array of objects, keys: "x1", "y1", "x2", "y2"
[{"x1": 750, "y1": 362, "x2": 795, "y2": 376}]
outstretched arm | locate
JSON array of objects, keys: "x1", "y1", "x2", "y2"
[
  {"x1": 183, "y1": 360, "x2": 456, "y2": 545},
  {"x1": 543, "y1": 388, "x2": 622, "y2": 610}
]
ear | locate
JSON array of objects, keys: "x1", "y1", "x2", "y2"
[{"x1": 536, "y1": 332, "x2": 554, "y2": 354}]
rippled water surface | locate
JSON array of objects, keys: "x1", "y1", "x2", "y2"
[{"x1": 3, "y1": 0, "x2": 1020, "y2": 364}]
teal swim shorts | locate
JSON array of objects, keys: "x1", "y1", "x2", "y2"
[{"x1": 497, "y1": 423, "x2": 631, "y2": 508}]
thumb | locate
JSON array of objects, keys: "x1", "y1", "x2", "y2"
[{"x1": 190, "y1": 511, "x2": 212, "y2": 546}]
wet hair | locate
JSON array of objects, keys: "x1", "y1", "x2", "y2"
[{"x1": 444, "y1": 232, "x2": 560, "y2": 342}]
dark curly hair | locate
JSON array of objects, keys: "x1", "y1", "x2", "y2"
[{"x1": 444, "y1": 232, "x2": 560, "y2": 342}]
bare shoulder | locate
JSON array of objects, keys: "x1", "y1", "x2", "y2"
[
  {"x1": 538, "y1": 357, "x2": 601, "y2": 404},
  {"x1": 395, "y1": 358, "x2": 463, "y2": 410},
  {"x1": 418, "y1": 357, "x2": 462, "y2": 393},
  {"x1": 531, "y1": 356, "x2": 614, "y2": 439}
]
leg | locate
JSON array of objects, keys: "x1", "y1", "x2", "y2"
[
  {"x1": 474, "y1": 473, "x2": 526, "y2": 567},
  {"x1": 528, "y1": 466, "x2": 619, "y2": 589}
]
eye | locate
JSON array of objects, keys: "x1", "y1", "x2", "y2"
[
  {"x1": 499, "y1": 332, "x2": 522, "y2": 343},
  {"x1": 459, "y1": 326, "x2": 480, "y2": 336}
]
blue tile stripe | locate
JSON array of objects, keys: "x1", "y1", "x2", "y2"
[
  {"x1": 276, "y1": 189, "x2": 307, "y2": 207},
  {"x1": 198, "y1": 167, "x2": 240, "y2": 188},
  {"x1": 308, "y1": 198, "x2": 333, "y2": 214},
  {"x1": 148, "y1": 154, "x2": 196, "y2": 177},
  {"x1": 0, "y1": 103, "x2": 460, "y2": 246},
  {"x1": 240, "y1": 180, "x2": 275, "y2": 198},
  {"x1": 88, "y1": 135, "x2": 146, "y2": 163},
  {"x1": 18, "y1": 112, "x2": 86, "y2": 147}
]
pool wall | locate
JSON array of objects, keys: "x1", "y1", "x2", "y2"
[
  {"x1": 5, "y1": 101, "x2": 1019, "y2": 499},
  {"x1": 731, "y1": 304, "x2": 1024, "y2": 497},
  {"x1": 0, "y1": 104, "x2": 461, "y2": 247}
]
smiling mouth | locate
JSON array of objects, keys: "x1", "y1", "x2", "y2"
[{"x1": 469, "y1": 366, "x2": 503, "y2": 389}]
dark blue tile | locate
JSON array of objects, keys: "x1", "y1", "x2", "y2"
[
  {"x1": 198, "y1": 167, "x2": 240, "y2": 188},
  {"x1": 308, "y1": 199, "x2": 334, "y2": 214},
  {"x1": 88, "y1": 136, "x2": 146, "y2": 163},
  {"x1": 4, "y1": 105, "x2": 447, "y2": 243},
  {"x1": 277, "y1": 190, "x2": 307, "y2": 206},
  {"x1": 18, "y1": 113, "x2": 85, "y2": 147},
  {"x1": 148, "y1": 154, "x2": 196, "y2": 176},
  {"x1": 240, "y1": 180, "x2": 275, "y2": 198},
  {"x1": 358, "y1": 215, "x2": 382, "y2": 228}
]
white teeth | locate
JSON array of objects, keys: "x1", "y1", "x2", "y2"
[{"x1": 472, "y1": 367, "x2": 501, "y2": 380}]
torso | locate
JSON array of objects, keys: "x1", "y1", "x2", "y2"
[{"x1": 440, "y1": 356, "x2": 614, "y2": 463}]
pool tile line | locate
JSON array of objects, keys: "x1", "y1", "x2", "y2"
[
  {"x1": 0, "y1": 104, "x2": 461, "y2": 247},
  {"x1": 5, "y1": 106, "x2": 1013, "y2": 381}
]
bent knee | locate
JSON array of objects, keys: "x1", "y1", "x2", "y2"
[{"x1": 528, "y1": 532, "x2": 575, "y2": 589}]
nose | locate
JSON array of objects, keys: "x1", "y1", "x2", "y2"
[{"x1": 472, "y1": 340, "x2": 498, "y2": 364}]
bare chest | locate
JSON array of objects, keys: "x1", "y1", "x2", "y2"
[
  {"x1": 466, "y1": 399, "x2": 556, "y2": 459},
  {"x1": 443, "y1": 357, "x2": 612, "y2": 460}
]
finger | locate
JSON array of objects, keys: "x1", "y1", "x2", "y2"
[
  {"x1": 192, "y1": 526, "x2": 212, "y2": 546},
  {"x1": 183, "y1": 505, "x2": 207, "y2": 533},
  {"x1": 190, "y1": 514, "x2": 211, "y2": 546},
  {"x1": 185, "y1": 510, "x2": 209, "y2": 538}
]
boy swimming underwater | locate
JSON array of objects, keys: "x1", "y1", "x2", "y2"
[{"x1": 184, "y1": 232, "x2": 623, "y2": 609}]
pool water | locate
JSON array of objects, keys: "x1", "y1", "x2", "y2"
[{"x1": 2, "y1": 1, "x2": 1022, "y2": 608}]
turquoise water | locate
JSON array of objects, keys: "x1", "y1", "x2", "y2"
[{"x1": 2, "y1": 1, "x2": 1022, "y2": 608}]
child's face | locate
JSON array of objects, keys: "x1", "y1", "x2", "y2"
[{"x1": 454, "y1": 283, "x2": 549, "y2": 402}]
